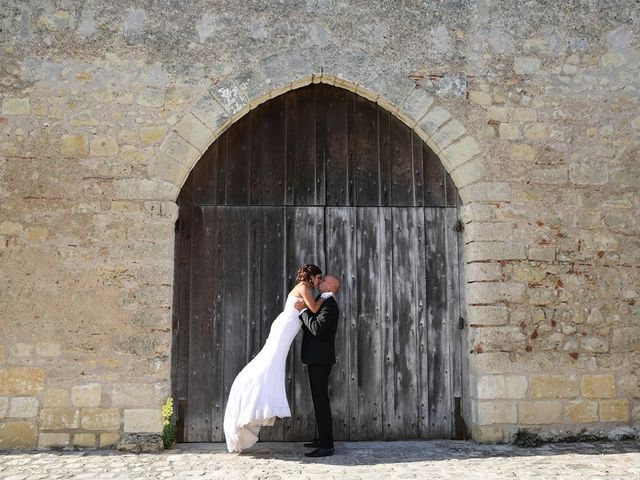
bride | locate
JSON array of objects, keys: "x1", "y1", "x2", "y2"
[{"x1": 223, "y1": 264, "x2": 330, "y2": 453}]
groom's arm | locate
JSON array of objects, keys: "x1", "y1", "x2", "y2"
[{"x1": 299, "y1": 300, "x2": 338, "y2": 336}]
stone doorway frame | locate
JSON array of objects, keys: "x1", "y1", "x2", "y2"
[{"x1": 149, "y1": 61, "x2": 512, "y2": 442}]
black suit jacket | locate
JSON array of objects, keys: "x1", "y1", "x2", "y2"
[{"x1": 299, "y1": 296, "x2": 339, "y2": 365}]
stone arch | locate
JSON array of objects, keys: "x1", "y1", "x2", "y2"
[{"x1": 148, "y1": 57, "x2": 490, "y2": 205}]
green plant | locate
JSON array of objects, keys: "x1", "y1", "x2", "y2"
[{"x1": 162, "y1": 397, "x2": 176, "y2": 449}]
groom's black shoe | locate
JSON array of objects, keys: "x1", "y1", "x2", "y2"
[
  {"x1": 305, "y1": 446, "x2": 334, "y2": 457},
  {"x1": 303, "y1": 439, "x2": 321, "y2": 448}
]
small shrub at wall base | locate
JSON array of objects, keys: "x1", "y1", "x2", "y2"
[{"x1": 162, "y1": 397, "x2": 177, "y2": 449}]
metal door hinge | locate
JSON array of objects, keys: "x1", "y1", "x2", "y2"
[
  {"x1": 454, "y1": 220, "x2": 464, "y2": 232},
  {"x1": 459, "y1": 316, "x2": 465, "y2": 329}
]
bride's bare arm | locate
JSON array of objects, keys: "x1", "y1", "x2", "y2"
[{"x1": 299, "y1": 285, "x2": 324, "y2": 314}]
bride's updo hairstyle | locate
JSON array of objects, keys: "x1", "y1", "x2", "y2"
[{"x1": 295, "y1": 264, "x2": 322, "y2": 286}]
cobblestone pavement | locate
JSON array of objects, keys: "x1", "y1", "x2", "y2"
[{"x1": 1, "y1": 440, "x2": 640, "y2": 479}]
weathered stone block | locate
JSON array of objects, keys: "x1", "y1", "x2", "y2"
[
  {"x1": 0, "y1": 421, "x2": 38, "y2": 448},
  {"x1": 0, "y1": 397, "x2": 8, "y2": 417},
  {"x1": 469, "y1": 352, "x2": 513, "y2": 375},
  {"x1": 467, "y1": 282, "x2": 527, "y2": 304},
  {"x1": 11, "y1": 343, "x2": 33, "y2": 357},
  {"x1": 174, "y1": 113, "x2": 215, "y2": 151},
  {"x1": 527, "y1": 245, "x2": 556, "y2": 262},
  {"x1": 24, "y1": 227, "x2": 49, "y2": 240},
  {"x1": 100, "y1": 432, "x2": 121, "y2": 447},
  {"x1": 599, "y1": 399, "x2": 630, "y2": 422},
  {"x1": 137, "y1": 88, "x2": 165, "y2": 108},
  {"x1": 121, "y1": 145, "x2": 154, "y2": 163},
  {"x1": 466, "y1": 262, "x2": 502, "y2": 283},
  {"x1": 531, "y1": 166, "x2": 568, "y2": 185},
  {"x1": 470, "y1": 326, "x2": 527, "y2": 351},
  {"x1": 530, "y1": 375, "x2": 579, "y2": 399},
  {"x1": 566, "y1": 400, "x2": 598, "y2": 423},
  {"x1": 40, "y1": 409, "x2": 80, "y2": 430},
  {"x1": 140, "y1": 125, "x2": 168, "y2": 145},
  {"x1": 432, "y1": 119, "x2": 466, "y2": 149},
  {"x1": 458, "y1": 181, "x2": 511, "y2": 203},
  {"x1": 444, "y1": 136, "x2": 481, "y2": 170},
  {"x1": 191, "y1": 94, "x2": 230, "y2": 132},
  {"x1": 112, "y1": 383, "x2": 167, "y2": 408},
  {"x1": 465, "y1": 223, "x2": 514, "y2": 242},
  {"x1": 468, "y1": 91, "x2": 492, "y2": 107},
  {"x1": 511, "y1": 144, "x2": 536, "y2": 161},
  {"x1": 0, "y1": 368, "x2": 45, "y2": 395},
  {"x1": 514, "y1": 57, "x2": 541, "y2": 74},
  {"x1": 505, "y1": 376, "x2": 528, "y2": 399},
  {"x1": 400, "y1": 87, "x2": 434, "y2": 123},
  {"x1": 611, "y1": 327, "x2": 640, "y2": 352},
  {"x1": 2, "y1": 98, "x2": 30, "y2": 115},
  {"x1": 60, "y1": 134, "x2": 88, "y2": 156},
  {"x1": 466, "y1": 242, "x2": 526, "y2": 262},
  {"x1": 477, "y1": 375, "x2": 526, "y2": 399},
  {"x1": 35, "y1": 343, "x2": 61, "y2": 357},
  {"x1": 81, "y1": 408, "x2": 121, "y2": 431},
  {"x1": 476, "y1": 401, "x2": 517, "y2": 424},
  {"x1": 582, "y1": 336, "x2": 610, "y2": 354},
  {"x1": 511, "y1": 108, "x2": 537, "y2": 122},
  {"x1": 90, "y1": 137, "x2": 119, "y2": 157},
  {"x1": 582, "y1": 375, "x2": 616, "y2": 399},
  {"x1": 38, "y1": 433, "x2": 70, "y2": 448},
  {"x1": 110, "y1": 201, "x2": 141, "y2": 213},
  {"x1": 73, "y1": 433, "x2": 96, "y2": 448},
  {"x1": 8, "y1": 397, "x2": 39, "y2": 418},
  {"x1": 519, "y1": 401, "x2": 563, "y2": 424},
  {"x1": 499, "y1": 123, "x2": 520, "y2": 140},
  {"x1": 43, "y1": 389, "x2": 70, "y2": 408},
  {"x1": 487, "y1": 106, "x2": 510, "y2": 123},
  {"x1": 419, "y1": 106, "x2": 451, "y2": 134},
  {"x1": 525, "y1": 124, "x2": 549, "y2": 140},
  {"x1": 123, "y1": 409, "x2": 163, "y2": 433},
  {"x1": 569, "y1": 163, "x2": 608, "y2": 185},
  {"x1": 0, "y1": 221, "x2": 24, "y2": 235},
  {"x1": 467, "y1": 305, "x2": 508, "y2": 326},
  {"x1": 71, "y1": 383, "x2": 102, "y2": 407},
  {"x1": 450, "y1": 158, "x2": 485, "y2": 187}
]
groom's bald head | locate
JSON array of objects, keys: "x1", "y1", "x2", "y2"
[{"x1": 321, "y1": 274, "x2": 341, "y2": 294}]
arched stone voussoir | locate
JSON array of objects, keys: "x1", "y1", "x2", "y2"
[{"x1": 156, "y1": 65, "x2": 495, "y2": 205}]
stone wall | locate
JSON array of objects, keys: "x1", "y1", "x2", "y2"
[{"x1": 1, "y1": 0, "x2": 638, "y2": 448}]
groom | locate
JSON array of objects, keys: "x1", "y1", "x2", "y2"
[{"x1": 295, "y1": 274, "x2": 341, "y2": 458}]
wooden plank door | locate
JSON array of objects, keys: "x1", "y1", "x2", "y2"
[{"x1": 171, "y1": 82, "x2": 467, "y2": 442}]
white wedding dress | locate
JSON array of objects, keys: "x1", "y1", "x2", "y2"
[{"x1": 223, "y1": 292, "x2": 303, "y2": 453}]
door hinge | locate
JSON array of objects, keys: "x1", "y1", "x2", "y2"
[
  {"x1": 454, "y1": 219, "x2": 464, "y2": 232},
  {"x1": 459, "y1": 316, "x2": 465, "y2": 329}
]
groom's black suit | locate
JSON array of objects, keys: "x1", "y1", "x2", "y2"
[{"x1": 299, "y1": 295, "x2": 339, "y2": 449}]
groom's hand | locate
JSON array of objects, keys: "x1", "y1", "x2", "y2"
[{"x1": 294, "y1": 299, "x2": 306, "y2": 310}]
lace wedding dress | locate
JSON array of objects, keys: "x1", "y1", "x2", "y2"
[{"x1": 223, "y1": 293, "x2": 303, "y2": 453}]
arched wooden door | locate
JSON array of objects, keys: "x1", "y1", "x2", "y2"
[{"x1": 171, "y1": 84, "x2": 466, "y2": 442}]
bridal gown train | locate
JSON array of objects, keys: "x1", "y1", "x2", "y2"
[{"x1": 223, "y1": 293, "x2": 302, "y2": 453}]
